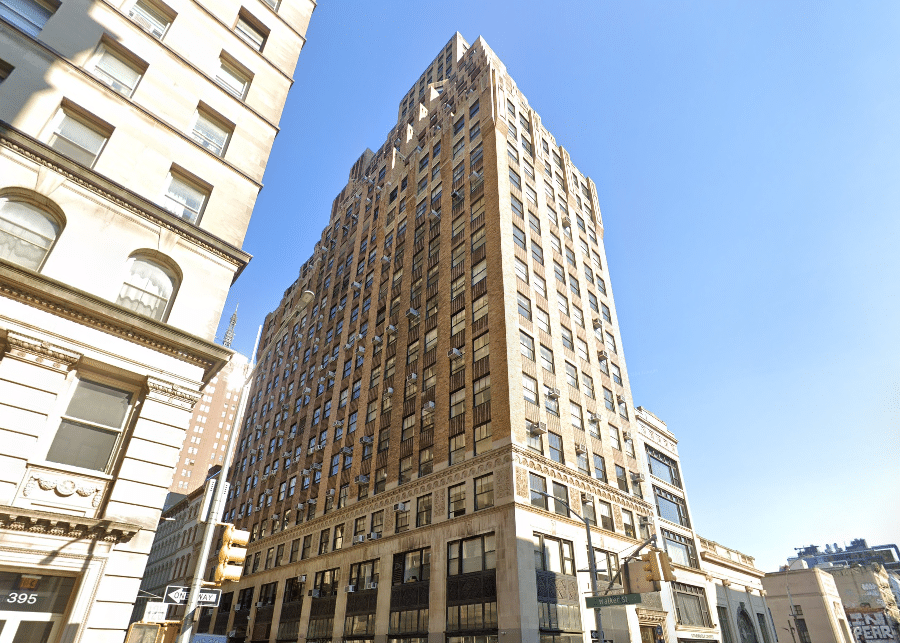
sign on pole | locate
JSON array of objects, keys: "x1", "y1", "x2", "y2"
[
  {"x1": 143, "y1": 601, "x2": 167, "y2": 622},
  {"x1": 585, "y1": 593, "x2": 643, "y2": 609},
  {"x1": 163, "y1": 585, "x2": 221, "y2": 607}
]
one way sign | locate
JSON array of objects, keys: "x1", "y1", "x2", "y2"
[{"x1": 163, "y1": 585, "x2": 221, "y2": 607}]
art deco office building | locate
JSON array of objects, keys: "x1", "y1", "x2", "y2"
[
  {"x1": 0, "y1": 0, "x2": 313, "y2": 638},
  {"x1": 204, "y1": 33, "x2": 712, "y2": 643}
]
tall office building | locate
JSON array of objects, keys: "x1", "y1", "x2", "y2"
[
  {"x1": 0, "y1": 0, "x2": 314, "y2": 637},
  {"x1": 205, "y1": 33, "x2": 716, "y2": 643}
]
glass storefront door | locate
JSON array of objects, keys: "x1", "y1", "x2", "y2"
[{"x1": 0, "y1": 571, "x2": 76, "y2": 643}]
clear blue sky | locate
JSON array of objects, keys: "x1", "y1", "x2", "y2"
[{"x1": 217, "y1": 1, "x2": 900, "y2": 571}]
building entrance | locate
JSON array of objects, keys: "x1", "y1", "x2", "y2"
[{"x1": 0, "y1": 571, "x2": 76, "y2": 643}]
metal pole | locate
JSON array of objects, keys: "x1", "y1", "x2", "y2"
[{"x1": 533, "y1": 490, "x2": 604, "y2": 642}]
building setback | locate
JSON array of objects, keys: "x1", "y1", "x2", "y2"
[
  {"x1": 181, "y1": 33, "x2": 757, "y2": 643},
  {"x1": 0, "y1": 0, "x2": 314, "y2": 637}
]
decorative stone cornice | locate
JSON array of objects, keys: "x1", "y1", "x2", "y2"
[
  {"x1": 636, "y1": 608, "x2": 668, "y2": 625},
  {"x1": 0, "y1": 261, "x2": 232, "y2": 384},
  {"x1": 0, "y1": 505, "x2": 140, "y2": 543},
  {"x1": 700, "y1": 550, "x2": 765, "y2": 579},
  {"x1": 2, "y1": 330, "x2": 81, "y2": 370},
  {"x1": 0, "y1": 121, "x2": 251, "y2": 273},
  {"x1": 22, "y1": 473, "x2": 102, "y2": 507},
  {"x1": 147, "y1": 377, "x2": 202, "y2": 409},
  {"x1": 511, "y1": 444, "x2": 654, "y2": 514}
]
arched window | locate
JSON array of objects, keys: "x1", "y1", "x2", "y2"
[
  {"x1": 116, "y1": 254, "x2": 179, "y2": 321},
  {"x1": 738, "y1": 609, "x2": 760, "y2": 643},
  {"x1": 0, "y1": 197, "x2": 62, "y2": 270}
]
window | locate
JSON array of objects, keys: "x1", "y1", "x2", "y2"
[
  {"x1": 416, "y1": 494, "x2": 432, "y2": 527},
  {"x1": 514, "y1": 256, "x2": 529, "y2": 283},
  {"x1": 662, "y1": 529, "x2": 699, "y2": 568},
  {"x1": 615, "y1": 464, "x2": 629, "y2": 492},
  {"x1": 534, "y1": 533, "x2": 575, "y2": 575},
  {"x1": 216, "y1": 54, "x2": 251, "y2": 99},
  {"x1": 622, "y1": 509, "x2": 636, "y2": 538},
  {"x1": 472, "y1": 259, "x2": 486, "y2": 285},
  {"x1": 513, "y1": 224, "x2": 526, "y2": 250},
  {"x1": 597, "y1": 500, "x2": 613, "y2": 531},
  {"x1": 529, "y1": 473, "x2": 547, "y2": 509},
  {"x1": 161, "y1": 170, "x2": 209, "y2": 224},
  {"x1": 46, "y1": 378, "x2": 132, "y2": 472},
  {"x1": 474, "y1": 473, "x2": 493, "y2": 510},
  {"x1": 190, "y1": 107, "x2": 233, "y2": 157},
  {"x1": 449, "y1": 432, "x2": 465, "y2": 465},
  {"x1": 473, "y1": 375, "x2": 491, "y2": 406},
  {"x1": 450, "y1": 388, "x2": 465, "y2": 418},
  {"x1": 672, "y1": 583, "x2": 712, "y2": 627},
  {"x1": 88, "y1": 41, "x2": 145, "y2": 97},
  {"x1": 536, "y1": 307, "x2": 550, "y2": 333},
  {"x1": 551, "y1": 480, "x2": 569, "y2": 517},
  {"x1": 473, "y1": 295, "x2": 488, "y2": 324},
  {"x1": 474, "y1": 421, "x2": 492, "y2": 454},
  {"x1": 647, "y1": 445, "x2": 682, "y2": 488},
  {"x1": 127, "y1": 0, "x2": 171, "y2": 39},
  {"x1": 522, "y1": 373, "x2": 538, "y2": 404},
  {"x1": 447, "y1": 533, "x2": 495, "y2": 576},
  {"x1": 46, "y1": 106, "x2": 110, "y2": 168},
  {"x1": 518, "y1": 292, "x2": 532, "y2": 321},
  {"x1": 0, "y1": 197, "x2": 62, "y2": 271},
  {"x1": 520, "y1": 331, "x2": 535, "y2": 361},
  {"x1": 654, "y1": 487, "x2": 691, "y2": 527},
  {"x1": 448, "y1": 483, "x2": 465, "y2": 517},
  {"x1": 548, "y1": 432, "x2": 563, "y2": 463},
  {"x1": 116, "y1": 254, "x2": 178, "y2": 321},
  {"x1": 560, "y1": 326, "x2": 574, "y2": 350}
]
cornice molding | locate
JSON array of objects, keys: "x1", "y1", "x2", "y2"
[
  {"x1": 0, "y1": 505, "x2": 140, "y2": 543},
  {"x1": 701, "y1": 550, "x2": 765, "y2": 579},
  {"x1": 0, "y1": 122, "x2": 252, "y2": 276},
  {"x1": 0, "y1": 261, "x2": 232, "y2": 383},
  {"x1": 2, "y1": 330, "x2": 81, "y2": 370}
]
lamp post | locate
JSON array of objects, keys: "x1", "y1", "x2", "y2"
[
  {"x1": 176, "y1": 290, "x2": 314, "y2": 643},
  {"x1": 532, "y1": 489, "x2": 605, "y2": 643}
]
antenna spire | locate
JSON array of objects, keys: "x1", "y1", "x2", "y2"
[{"x1": 223, "y1": 305, "x2": 238, "y2": 348}]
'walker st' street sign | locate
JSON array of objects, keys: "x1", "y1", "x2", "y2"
[
  {"x1": 163, "y1": 585, "x2": 221, "y2": 607},
  {"x1": 585, "y1": 593, "x2": 643, "y2": 609}
]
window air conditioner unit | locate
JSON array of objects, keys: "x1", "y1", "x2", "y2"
[
  {"x1": 318, "y1": 376, "x2": 326, "y2": 384},
  {"x1": 593, "y1": 318, "x2": 603, "y2": 330},
  {"x1": 338, "y1": 304, "x2": 345, "y2": 311},
  {"x1": 448, "y1": 348, "x2": 463, "y2": 359},
  {"x1": 470, "y1": 170, "x2": 482, "y2": 180},
  {"x1": 415, "y1": 145, "x2": 423, "y2": 153},
  {"x1": 308, "y1": 589, "x2": 321, "y2": 598},
  {"x1": 382, "y1": 255, "x2": 391, "y2": 264},
  {"x1": 360, "y1": 435, "x2": 374, "y2": 445},
  {"x1": 387, "y1": 324, "x2": 397, "y2": 334},
  {"x1": 281, "y1": 404, "x2": 290, "y2": 412},
  {"x1": 616, "y1": 394, "x2": 625, "y2": 403},
  {"x1": 281, "y1": 450, "x2": 291, "y2": 458},
  {"x1": 228, "y1": 630, "x2": 237, "y2": 638},
  {"x1": 353, "y1": 535, "x2": 366, "y2": 544},
  {"x1": 406, "y1": 373, "x2": 417, "y2": 382},
  {"x1": 352, "y1": 281, "x2": 361, "y2": 290},
  {"x1": 344, "y1": 342, "x2": 354, "y2": 351},
  {"x1": 365, "y1": 581, "x2": 378, "y2": 590},
  {"x1": 529, "y1": 421, "x2": 547, "y2": 435},
  {"x1": 622, "y1": 430, "x2": 632, "y2": 440},
  {"x1": 307, "y1": 498, "x2": 317, "y2": 505},
  {"x1": 421, "y1": 401, "x2": 435, "y2": 413},
  {"x1": 367, "y1": 532, "x2": 382, "y2": 540},
  {"x1": 326, "y1": 488, "x2": 335, "y2": 497},
  {"x1": 312, "y1": 462, "x2": 322, "y2": 470},
  {"x1": 301, "y1": 468, "x2": 310, "y2": 475},
  {"x1": 597, "y1": 350, "x2": 609, "y2": 362},
  {"x1": 373, "y1": 335, "x2": 382, "y2": 344},
  {"x1": 562, "y1": 216, "x2": 571, "y2": 228},
  {"x1": 276, "y1": 429, "x2": 285, "y2": 437},
  {"x1": 341, "y1": 446, "x2": 353, "y2": 455},
  {"x1": 588, "y1": 412, "x2": 600, "y2": 423},
  {"x1": 265, "y1": 489, "x2": 273, "y2": 496},
  {"x1": 406, "y1": 308, "x2": 419, "y2": 318},
  {"x1": 297, "y1": 501, "x2": 305, "y2": 509},
  {"x1": 639, "y1": 515, "x2": 653, "y2": 526},
  {"x1": 547, "y1": 388, "x2": 561, "y2": 399},
  {"x1": 345, "y1": 585, "x2": 357, "y2": 593},
  {"x1": 316, "y1": 443, "x2": 326, "y2": 452},
  {"x1": 298, "y1": 575, "x2": 307, "y2": 582},
  {"x1": 429, "y1": 210, "x2": 441, "y2": 221},
  {"x1": 575, "y1": 442, "x2": 587, "y2": 454},
  {"x1": 631, "y1": 472, "x2": 645, "y2": 482},
  {"x1": 327, "y1": 371, "x2": 336, "y2": 378},
  {"x1": 451, "y1": 189, "x2": 462, "y2": 199},
  {"x1": 355, "y1": 475, "x2": 369, "y2": 484},
  {"x1": 356, "y1": 345, "x2": 365, "y2": 354},
  {"x1": 393, "y1": 502, "x2": 409, "y2": 512},
  {"x1": 385, "y1": 387, "x2": 394, "y2": 395},
  {"x1": 303, "y1": 387, "x2": 311, "y2": 394}
]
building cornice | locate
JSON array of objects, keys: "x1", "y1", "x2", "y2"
[
  {"x1": 0, "y1": 122, "x2": 252, "y2": 280},
  {"x1": 701, "y1": 550, "x2": 765, "y2": 579},
  {"x1": 0, "y1": 505, "x2": 140, "y2": 543},
  {"x1": 0, "y1": 260, "x2": 232, "y2": 383}
]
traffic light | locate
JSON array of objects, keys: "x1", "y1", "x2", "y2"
[
  {"x1": 642, "y1": 549, "x2": 678, "y2": 583},
  {"x1": 655, "y1": 550, "x2": 677, "y2": 582},
  {"x1": 640, "y1": 551, "x2": 655, "y2": 582},
  {"x1": 214, "y1": 523, "x2": 250, "y2": 583}
]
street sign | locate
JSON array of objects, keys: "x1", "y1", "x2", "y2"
[
  {"x1": 585, "y1": 593, "x2": 643, "y2": 608},
  {"x1": 191, "y1": 635, "x2": 227, "y2": 643},
  {"x1": 143, "y1": 601, "x2": 167, "y2": 622},
  {"x1": 163, "y1": 585, "x2": 221, "y2": 607}
]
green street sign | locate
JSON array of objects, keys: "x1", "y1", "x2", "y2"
[{"x1": 585, "y1": 593, "x2": 643, "y2": 608}]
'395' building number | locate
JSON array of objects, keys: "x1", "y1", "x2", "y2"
[{"x1": 6, "y1": 593, "x2": 38, "y2": 605}]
